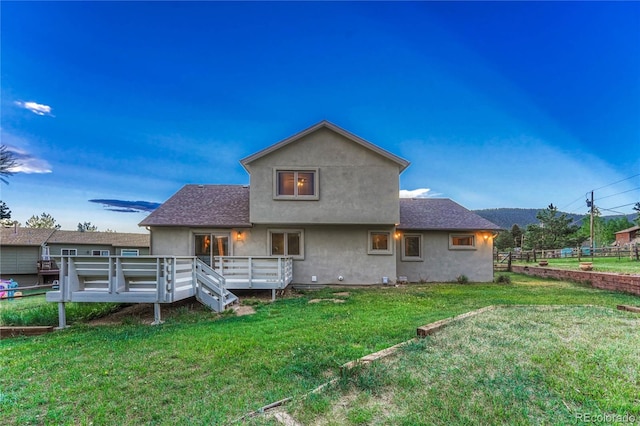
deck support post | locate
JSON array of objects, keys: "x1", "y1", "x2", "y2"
[
  {"x1": 271, "y1": 288, "x2": 276, "y2": 301},
  {"x1": 152, "y1": 303, "x2": 164, "y2": 325},
  {"x1": 57, "y1": 302, "x2": 67, "y2": 329}
]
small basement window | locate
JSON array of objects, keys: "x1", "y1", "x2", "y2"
[{"x1": 449, "y1": 234, "x2": 476, "y2": 250}]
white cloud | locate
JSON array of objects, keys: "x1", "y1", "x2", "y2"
[
  {"x1": 15, "y1": 101, "x2": 53, "y2": 116},
  {"x1": 400, "y1": 188, "x2": 433, "y2": 198},
  {"x1": 5, "y1": 145, "x2": 52, "y2": 174},
  {"x1": 0, "y1": 129, "x2": 52, "y2": 174}
]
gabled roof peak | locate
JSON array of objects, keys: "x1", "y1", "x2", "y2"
[{"x1": 240, "y1": 120, "x2": 410, "y2": 172}]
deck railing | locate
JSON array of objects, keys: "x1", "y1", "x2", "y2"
[
  {"x1": 214, "y1": 256, "x2": 293, "y2": 289},
  {"x1": 46, "y1": 256, "x2": 197, "y2": 304},
  {"x1": 46, "y1": 255, "x2": 293, "y2": 327}
]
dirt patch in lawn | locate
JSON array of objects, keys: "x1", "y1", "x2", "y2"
[
  {"x1": 232, "y1": 305, "x2": 256, "y2": 316},
  {"x1": 308, "y1": 298, "x2": 346, "y2": 304}
]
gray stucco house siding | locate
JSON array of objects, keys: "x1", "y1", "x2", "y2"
[
  {"x1": 396, "y1": 231, "x2": 495, "y2": 283},
  {"x1": 140, "y1": 121, "x2": 501, "y2": 285},
  {"x1": 242, "y1": 126, "x2": 405, "y2": 225}
]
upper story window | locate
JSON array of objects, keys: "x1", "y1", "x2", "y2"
[
  {"x1": 61, "y1": 248, "x2": 77, "y2": 256},
  {"x1": 120, "y1": 249, "x2": 140, "y2": 256},
  {"x1": 92, "y1": 250, "x2": 110, "y2": 256},
  {"x1": 449, "y1": 234, "x2": 476, "y2": 250},
  {"x1": 274, "y1": 169, "x2": 318, "y2": 200}
]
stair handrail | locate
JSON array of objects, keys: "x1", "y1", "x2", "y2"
[{"x1": 195, "y1": 259, "x2": 229, "y2": 310}]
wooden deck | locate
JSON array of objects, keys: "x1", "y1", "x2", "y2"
[{"x1": 46, "y1": 255, "x2": 293, "y2": 327}]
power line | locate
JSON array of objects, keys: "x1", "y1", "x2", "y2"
[
  {"x1": 600, "y1": 201, "x2": 638, "y2": 211},
  {"x1": 591, "y1": 173, "x2": 640, "y2": 192},
  {"x1": 596, "y1": 186, "x2": 640, "y2": 201},
  {"x1": 559, "y1": 195, "x2": 587, "y2": 211}
]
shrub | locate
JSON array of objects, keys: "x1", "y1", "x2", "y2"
[
  {"x1": 456, "y1": 275, "x2": 469, "y2": 284},
  {"x1": 495, "y1": 275, "x2": 512, "y2": 284}
]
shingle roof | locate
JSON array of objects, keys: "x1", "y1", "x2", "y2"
[
  {"x1": 45, "y1": 230, "x2": 149, "y2": 247},
  {"x1": 139, "y1": 184, "x2": 251, "y2": 228},
  {"x1": 0, "y1": 227, "x2": 54, "y2": 246},
  {"x1": 399, "y1": 198, "x2": 501, "y2": 231},
  {"x1": 0, "y1": 227, "x2": 149, "y2": 247},
  {"x1": 240, "y1": 120, "x2": 410, "y2": 172},
  {"x1": 615, "y1": 225, "x2": 640, "y2": 234}
]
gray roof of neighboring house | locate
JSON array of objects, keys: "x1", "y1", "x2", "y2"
[
  {"x1": 398, "y1": 198, "x2": 501, "y2": 231},
  {"x1": 0, "y1": 227, "x2": 149, "y2": 247},
  {"x1": 240, "y1": 120, "x2": 411, "y2": 172},
  {"x1": 139, "y1": 184, "x2": 251, "y2": 228}
]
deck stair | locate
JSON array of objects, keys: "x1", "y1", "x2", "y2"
[{"x1": 195, "y1": 259, "x2": 238, "y2": 312}]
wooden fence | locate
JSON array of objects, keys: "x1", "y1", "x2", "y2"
[{"x1": 496, "y1": 246, "x2": 639, "y2": 264}]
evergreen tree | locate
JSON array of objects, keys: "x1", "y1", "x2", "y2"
[
  {"x1": 0, "y1": 201, "x2": 11, "y2": 220},
  {"x1": 510, "y1": 224, "x2": 523, "y2": 247},
  {"x1": 25, "y1": 213, "x2": 61, "y2": 229},
  {"x1": 523, "y1": 204, "x2": 579, "y2": 250},
  {"x1": 77, "y1": 222, "x2": 98, "y2": 232}
]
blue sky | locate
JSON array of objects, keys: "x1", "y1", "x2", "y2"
[{"x1": 1, "y1": 1, "x2": 639, "y2": 233}]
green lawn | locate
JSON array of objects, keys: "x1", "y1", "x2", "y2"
[
  {"x1": 286, "y1": 305, "x2": 640, "y2": 426},
  {"x1": 514, "y1": 256, "x2": 640, "y2": 274},
  {"x1": 1, "y1": 274, "x2": 639, "y2": 425}
]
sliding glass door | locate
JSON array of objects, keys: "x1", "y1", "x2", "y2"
[{"x1": 194, "y1": 233, "x2": 230, "y2": 270}]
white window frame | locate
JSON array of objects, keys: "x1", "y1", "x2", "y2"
[
  {"x1": 61, "y1": 248, "x2": 77, "y2": 256},
  {"x1": 449, "y1": 233, "x2": 476, "y2": 250},
  {"x1": 401, "y1": 234, "x2": 423, "y2": 261},
  {"x1": 273, "y1": 168, "x2": 319, "y2": 200},
  {"x1": 92, "y1": 250, "x2": 110, "y2": 256},
  {"x1": 120, "y1": 249, "x2": 140, "y2": 256},
  {"x1": 368, "y1": 230, "x2": 393, "y2": 255},
  {"x1": 268, "y1": 229, "x2": 304, "y2": 259}
]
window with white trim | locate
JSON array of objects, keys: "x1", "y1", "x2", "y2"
[
  {"x1": 92, "y1": 250, "x2": 110, "y2": 256},
  {"x1": 368, "y1": 231, "x2": 393, "y2": 255},
  {"x1": 269, "y1": 229, "x2": 304, "y2": 259},
  {"x1": 274, "y1": 169, "x2": 318, "y2": 199},
  {"x1": 61, "y1": 248, "x2": 77, "y2": 256},
  {"x1": 120, "y1": 249, "x2": 140, "y2": 256},
  {"x1": 449, "y1": 234, "x2": 476, "y2": 250},
  {"x1": 402, "y1": 234, "x2": 423, "y2": 261}
]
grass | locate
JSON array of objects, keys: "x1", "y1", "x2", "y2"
[
  {"x1": 0, "y1": 297, "x2": 120, "y2": 326},
  {"x1": 1, "y1": 274, "x2": 639, "y2": 425},
  {"x1": 514, "y1": 256, "x2": 640, "y2": 274},
  {"x1": 287, "y1": 305, "x2": 640, "y2": 425}
]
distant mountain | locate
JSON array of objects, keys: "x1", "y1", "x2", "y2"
[
  {"x1": 473, "y1": 208, "x2": 635, "y2": 230},
  {"x1": 473, "y1": 208, "x2": 583, "y2": 230}
]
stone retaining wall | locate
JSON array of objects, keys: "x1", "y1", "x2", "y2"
[{"x1": 511, "y1": 265, "x2": 640, "y2": 296}]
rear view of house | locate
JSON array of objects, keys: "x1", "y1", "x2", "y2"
[{"x1": 141, "y1": 120, "x2": 500, "y2": 286}]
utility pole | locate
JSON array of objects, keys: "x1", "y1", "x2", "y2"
[{"x1": 589, "y1": 191, "x2": 594, "y2": 259}]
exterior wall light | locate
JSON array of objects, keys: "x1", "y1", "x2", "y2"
[{"x1": 236, "y1": 231, "x2": 244, "y2": 241}]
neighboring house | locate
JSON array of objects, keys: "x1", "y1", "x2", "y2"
[
  {"x1": 0, "y1": 227, "x2": 150, "y2": 284},
  {"x1": 141, "y1": 120, "x2": 500, "y2": 285},
  {"x1": 615, "y1": 225, "x2": 640, "y2": 246}
]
